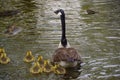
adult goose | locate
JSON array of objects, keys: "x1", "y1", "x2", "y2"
[{"x1": 52, "y1": 9, "x2": 82, "y2": 68}]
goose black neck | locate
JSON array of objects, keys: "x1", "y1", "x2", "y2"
[{"x1": 60, "y1": 10, "x2": 67, "y2": 47}]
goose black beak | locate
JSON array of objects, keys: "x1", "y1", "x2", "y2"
[{"x1": 54, "y1": 10, "x2": 60, "y2": 14}]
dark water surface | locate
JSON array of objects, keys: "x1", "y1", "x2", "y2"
[{"x1": 0, "y1": 0, "x2": 120, "y2": 80}]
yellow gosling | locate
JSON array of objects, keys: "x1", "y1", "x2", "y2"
[
  {"x1": 0, "y1": 48, "x2": 5, "y2": 57},
  {"x1": 0, "y1": 48, "x2": 5, "y2": 53},
  {"x1": 37, "y1": 55, "x2": 44, "y2": 68},
  {"x1": 43, "y1": 60, "x2": 53, "y2": 73},
  {"x1": 30, "y1": 62, "x2": 42, "y2": 74},
  {"x1": 53, "y1": 64, "x2": 66, "y2": 75},
  {"x1": 0, "y1": 53, "x2": 10, "y2": 64},
  {"x1": 23, "y1": 51, "x2": 34, "y2": 63}
]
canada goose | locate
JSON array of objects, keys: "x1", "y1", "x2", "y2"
[
  {"x1": 53, "y1": 64, "x2": 66, "y2": 75},
  {"x1": 52, "y1": 9, "x2": 82, "y2": 68},
  {"x1": 23, "y1": 51, "x2": 35, "y2": 63},
  {"x1": 0, "y1": 53, "x2": 10, "y2": 64},
  {"x1": 43, "y1": 60, "x2": 53, "y2": 73},
  {"x1": 30, "y1": 61, "x2": 42, "y2": 74}
]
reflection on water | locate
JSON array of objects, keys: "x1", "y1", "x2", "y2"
[{"x1": 0, "y1": 0, "x2": 120, "y2": 80}]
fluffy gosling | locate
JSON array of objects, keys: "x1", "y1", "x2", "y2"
[
  {"x1": 37, "y1": 55, "x2": 45, "y2": 68},
  {"x1": 30, "y1": 61, "x2": 42, "y2": 74},
  {"x1": 0, "y1": 53, "x2": 10, "y2": 64},
  {"x1": 23, "y1": 51, "x2": 35, "y2": 63},
  {"x1": 53, "y1": 64, "x2": 66, "y2": 75},
  {"x1": 43, "y1": 60, "x2": 53, "y2": 73}
]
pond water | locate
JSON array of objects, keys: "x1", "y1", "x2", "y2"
[{"x1": 0, "y1": 0, "x2": 120, "y2": 80}]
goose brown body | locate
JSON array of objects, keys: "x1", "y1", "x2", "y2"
[
  {"x1": 52, "y1": 9, "x2": 82, "y2": 68},
  {"x1": 53, "y1": 48, "x2": 82, "y2": 67},
  {"x1": 53, "y1": 48, "x2": 81, "y2": 62}
]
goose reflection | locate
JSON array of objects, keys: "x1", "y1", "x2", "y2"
[{"x1": 63, "y1": 67, "x2": 82, "y2": 79}]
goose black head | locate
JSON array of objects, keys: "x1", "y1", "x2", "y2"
[{"x1": 54, "y1": 9, "x2": 65, "y2": 16}]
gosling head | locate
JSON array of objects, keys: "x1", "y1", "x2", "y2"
[
  {"x1": 26, "y1": 51, "x2": 32, "y2": 55},
  {"x1": 0, "y1": 48, "x2": 5, "y2": 53},
  {"x1": 37, "y1": 55, "x2": 43, "y2": 60},
  {"x1": 44, "y1": 60, "x2": 50, "y2": 64}
]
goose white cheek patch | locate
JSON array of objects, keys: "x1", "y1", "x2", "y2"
[{"x1": 57, "y1": 12, "x2": 62, "y2": 16}]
